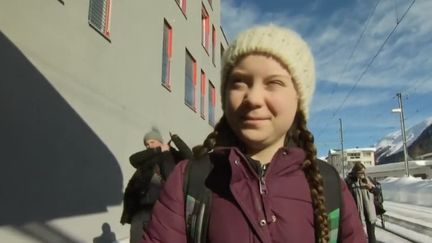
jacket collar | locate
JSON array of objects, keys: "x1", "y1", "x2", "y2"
[{"x1": 210, "y1": 146, "x2": 306, "y2": 180}]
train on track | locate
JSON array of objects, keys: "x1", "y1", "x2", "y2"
[{"x1": 366, "y1": 160, "x2": 432, "y2": 179}]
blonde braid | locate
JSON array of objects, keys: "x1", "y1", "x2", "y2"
[{"x1": 294, "y1": 112, "x2": 329, "y2": 243}]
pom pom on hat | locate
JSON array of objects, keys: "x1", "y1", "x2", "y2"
[
  {"x1": 221, "y1": 24, "x2": 316, "y2": 119},
  {"x1": 144, "y1": 127, "x2": 163, "y2": 143}
]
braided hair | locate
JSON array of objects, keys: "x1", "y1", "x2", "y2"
[
  {"x1": 196, "y1": 111, "x2": 329, "y2": 242},
  {"x1": 294, "y1": 111, "x2": 329, "y2": 243}
]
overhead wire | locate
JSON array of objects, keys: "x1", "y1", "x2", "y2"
[
  {"x1": 329, "y1": 0, "x2": 382, "y2": 95},
  {"x1": 333, "y1": 0, "x2": 415, "y2": 121},
  {"x1": 316, "y1": 0, "x2": 416, "y2": 141},
  {"x1": 315, "y1": 0, "x2": 382, "y2": 139}
]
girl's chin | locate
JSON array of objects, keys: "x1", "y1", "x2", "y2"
[{"x1": 237, "y1": 133, "x2": 268, "y2": 146}]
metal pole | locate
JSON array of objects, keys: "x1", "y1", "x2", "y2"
[
  {"x1": 396, "y1": 93, "x2": 410, "y2": 176},
  {"x1": 339, "y1": 118, "x2": 345, "y2": 178}
]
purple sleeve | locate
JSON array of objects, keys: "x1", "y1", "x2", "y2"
[
  {"x1": 141, "y1": 160, "x2": 189, "y2": 243},
  {"x1": 339, "y1": 178, "x2": 367, "y2": 242}
]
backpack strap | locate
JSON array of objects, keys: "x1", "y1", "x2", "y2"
[
  {"x1": 317, "y1": 160, "x2": 342, "y2": 243},
  {"x1": 183, "y1": 155, "x2": 213, "y2": 243}
]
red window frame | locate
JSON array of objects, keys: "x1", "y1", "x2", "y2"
[
  {"x1": 193, "y1": 61, "x2": 197, "y2": 110},
  {"x1": 185, "y1": 50, "x2": 197, "y2": 111},
  {"x1": 104, "y1": 0, "x2": 112, "y2": 37},
  {"x1": 175, "y1": 0, "x2": 187, "y2": 15},
  {"x1": 212, "y1": 25, "x2": 216, "y2": 65},
  {"x1": 202, "y1": 6, "x2": 210, "y2": 52},
  {"x1": 208, "y1": 81, "x2": 216, "y2": 126},
  {"x1": 88, "y1": 0, "x2": 112, "y2": 40},
  {"x1": 161, "y1": 20, "x2": 173, "y2": 89},
  {"x1": 200, "y1": 70, "x2": 206, "y2": 119}
]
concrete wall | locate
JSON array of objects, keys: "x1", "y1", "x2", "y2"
[{"x1": 0, "y1": 0, "x2": 227, "y2": 242}]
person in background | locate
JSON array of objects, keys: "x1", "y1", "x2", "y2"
[
  {"x1": 141, "y1": 24, "x2": 366, "y2": 243},
  {"x1": 346, "y1": 162, "x2": 378, "y2": 243},
  {"x1": 120, "y1": 128, "x2": 192, "y2": 243}
]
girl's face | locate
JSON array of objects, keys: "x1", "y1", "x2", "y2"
[{"x1": 224, "y1": 54, "x2": 298, "y2": 152}]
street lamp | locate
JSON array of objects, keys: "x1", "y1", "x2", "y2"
[{"x1": 392, "y1": 93, "x2": 410, "y2": 177}]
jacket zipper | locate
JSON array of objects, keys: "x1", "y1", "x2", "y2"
[
  {"x1": 232, "y1": 148, "x2": 270, "y2": 221},
  {"x1": 259, "y1": 164, "x2": 268, "y2": 195}
]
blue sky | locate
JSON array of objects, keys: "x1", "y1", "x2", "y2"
[{"x1": 220, "y1": 0, "x2": 432, "y2": 157}]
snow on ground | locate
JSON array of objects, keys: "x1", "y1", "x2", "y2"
[
  {"x1": 376, "y1": 219, "x2": 432, "y2": 243},
  {"x1": 380, "y1": 176, "x2": 432, "y2": 207},
  {"x1": 377, "y1": 176, "x2": 432, "y2": 242},
  {"x1": 376, "y1": 225, "x2": 411, "y2": 243}
]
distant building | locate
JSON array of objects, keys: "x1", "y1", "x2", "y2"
[
  {"x1": 0, "y1": 0, "x2": 227, "y2": 242},
  {"x1": 327, "y1": 147, "x2": 376, "y2": 176}
]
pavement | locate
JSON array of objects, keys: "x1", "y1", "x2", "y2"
[
  {"x1": 118, "y1": 238, "x2": 129, "y2": 243},
  {"x1": 378, "y1": 201, "x2": 432, "y2": 242}
]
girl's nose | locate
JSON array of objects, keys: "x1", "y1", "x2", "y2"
[{"x1": 243, "y1": 85, "x2": 265, "y2": 107}]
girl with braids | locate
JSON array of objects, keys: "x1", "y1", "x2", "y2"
[{"x1": 142, "y1": 24, "x2": 365, "y2": 243}]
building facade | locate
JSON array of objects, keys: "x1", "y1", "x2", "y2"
[
  {"x1": 327, "y1": 148, "x2": 376, "y2": 176},
  {"x1": 0, "y1": 0, "x2": 227, "y2": 242}
]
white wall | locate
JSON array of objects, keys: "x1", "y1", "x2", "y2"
[{"x1": 0, "y1": 0, "x2": 227, "y2": 242}]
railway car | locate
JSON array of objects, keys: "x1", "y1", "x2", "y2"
[{"x1": 366, "y1": 160, "x2": 432, "y2": 179}]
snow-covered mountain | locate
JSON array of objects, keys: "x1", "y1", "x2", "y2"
[{"x1": 375, "y1": 116, "x2": 432, "y2": 164}]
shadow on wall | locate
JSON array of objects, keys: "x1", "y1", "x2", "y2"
[{"x1": 0, "y1": 31, "x2": 123, "y2": 227}]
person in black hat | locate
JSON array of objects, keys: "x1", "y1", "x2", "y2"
[{"x1": 120, "y1": 127, "x2": 192, "y2": 243}]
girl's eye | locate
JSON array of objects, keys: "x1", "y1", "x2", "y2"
[
  {"x1": 231, "y1": 81, "x2": 247, "y2": 89},
  {"x1": 230, "y1": 75, "x2": 245, "y2": 83},
  {"x1": 231, "y1": 77, "x2": 243, "y2": 83},
  {"x1": 229, "y1": 75, "x2": 247, "y2": 88},
  {"x1": 267, "y1": 80, "x2": 285, "y2": 87}
]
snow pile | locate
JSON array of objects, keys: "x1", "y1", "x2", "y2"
[{"x1": 380, "y1": 176, "x2": 432, "y2": 207}]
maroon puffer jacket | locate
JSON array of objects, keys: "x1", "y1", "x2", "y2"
[{"x1": 142, "y1": 147, "x2": 366, "y2": 243}]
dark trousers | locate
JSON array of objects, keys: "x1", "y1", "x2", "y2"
[
  {"x1": 130, "y1": 209, "x2": 151, "y2": 243},
  {"x1": 366, "y1": 221, "x2": 376, "y2": 243}
]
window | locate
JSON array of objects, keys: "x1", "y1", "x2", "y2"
[
  {"x1": 161, "y1": 20, "x2": 173, "y2": 89},
  {"x1": 212, "y1": 25, "x2": 216, "y2": 65},
  {"x1": 200, "y1": 70, "x2": 206, "y2": 119},
  {"x1": 185, "y1": 50, "x2": 197, "y2": 110},
  {"x1": 175, "y1": 0, "x2": 187, "y2": 15},
  {"x1": 208, "y1": 81, "x2": 216, "y2": 126},
  {"x1": 201, "y1": 6, "x2": 210, "y2": 52},
  {"x1": 348, "y1": 152, "x2": 360, "y2": 159},
  {"x1": 88, "y1": 0, "x2": 112, "y2": 39}
]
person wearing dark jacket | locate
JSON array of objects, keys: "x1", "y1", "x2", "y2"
[
  {"x1": 142, "y1": 25, "x2": 366, "y2": 243},
  {"x1": 346, "y1": 162, "x2": 379, "y2": 243},
  {"x1": 120, "y1": 128, "x2": 192, "y2": 243}
]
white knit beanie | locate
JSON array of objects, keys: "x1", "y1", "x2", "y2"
[{"x1": 221, "y1": 24, "x2": 316, "y2": 119}]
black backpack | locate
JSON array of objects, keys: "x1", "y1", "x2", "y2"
[
  {"x1": 183, "y1": 155, "x2": 342, "y2": 243},
  {"x1": 370, "y1": 177, "x2": 386, "y2": 216}
]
